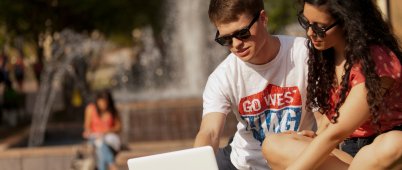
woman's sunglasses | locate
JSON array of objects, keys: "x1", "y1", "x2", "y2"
[
  {"x1": 297, "y1": 12, "x2": 338, "y2": 38},
  {"x1": 215, "y1": 13, "x2": 260, "y2": 46}
]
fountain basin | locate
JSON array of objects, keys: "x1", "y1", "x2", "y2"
[{"x1": 0, "y1": 124, "x2": 83, "y2": 170}]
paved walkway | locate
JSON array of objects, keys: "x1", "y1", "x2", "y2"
[
  {"x1": 0, "y1": 122, "x2": 233, "y2": 170},
  {"x1": 0, "y1": 135, "x2": 230, "y2": 170}
]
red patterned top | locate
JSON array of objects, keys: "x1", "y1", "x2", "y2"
[
  {"x1": 326, "y1": 45, "x2": 402, "y2": 137},
  {"x1": 88, "y1": 103, "x2": 115, "y2": 133}
]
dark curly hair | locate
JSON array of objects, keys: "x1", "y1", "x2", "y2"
[{"x1": 299, "y1": 0, "x2": 402, "y2": 123}]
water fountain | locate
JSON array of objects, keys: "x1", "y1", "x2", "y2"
[
  {"x1": 28, "y1": 30, "x2": 107, "y2": 147},
  {"x1": 111, "y1": 0, "x2": 232, "y2": 144},
  {"x1": 114, "y1": 0, "x2": 227, "y2": 101},
  {"x1": 27, "y1": 0, "x2": 229, "y2": 149}
]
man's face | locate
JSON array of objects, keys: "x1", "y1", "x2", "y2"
[{"x1": 215, "y1": 12, "x2": 265, "y2": 64}]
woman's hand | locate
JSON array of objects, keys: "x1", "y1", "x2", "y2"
[
  {"x1": 82, "y1": 130, "x2": 91, "y2": 139},
  {"x1": 297, "y1": 130, "x2": 317, "y2": 138},
  {"x1": 83, "y1": 130, "x2": 104, "y2": 139},
  {"x1": 281, "y1": 130, "x2": 317, "y2": 138}
]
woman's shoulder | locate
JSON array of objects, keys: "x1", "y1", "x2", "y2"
[
  {"x1": 85, "y1": 103, "x2": 97, "y2": 113},
  {"x1": 369, "y1": 45, "x2": 401, "y2": 79},
  {"x1": 369, "y1": 45, "x2": 399, "y2": 62}
]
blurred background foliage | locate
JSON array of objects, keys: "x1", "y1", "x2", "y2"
[
  {"x1": 0, "y1": 0, "x2": 166, "y2": 47},
  {"x1": 0, "y1": 0, "x2": 297, "y2": 48},
  {"x1": 264, "y1": 0, "x2": 299, "y2": 33}
]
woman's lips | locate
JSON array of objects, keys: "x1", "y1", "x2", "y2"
[{"x1": 312, "y1": 40, "x2": 321, "y2": 45}]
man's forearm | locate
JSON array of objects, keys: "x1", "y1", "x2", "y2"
[
  {"x1": 194, "y1": 132, "x2": 220, "y2": 153},
  {"x1": 194, "y1": 112, "x2": 225, "y2": 153}
]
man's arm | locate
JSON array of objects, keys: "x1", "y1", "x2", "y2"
[
  {"x1": 82, "y1": 104, "x2": 96, "y2": 138},
  {"x1": 194, "y1": 112, "x2": 226, "y2": 153},
  {"x1": 110, "y1": 115, "x2": 122, "y2": 133}
]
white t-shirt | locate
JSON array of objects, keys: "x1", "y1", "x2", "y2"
[{"x1": 202, "y1": 35, "x2": 316, "y2": 170}]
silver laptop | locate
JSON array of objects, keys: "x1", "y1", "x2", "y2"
[{"x1": 127, "y1": 146, "x2": 218, "y2": 170}]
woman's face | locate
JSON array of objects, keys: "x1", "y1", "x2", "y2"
[
  {"x1": 96, "y1": 98, "x2": 108, "y2": 111},
  {"x1": 302, "y1": 3, "x2": 345, "y2": 51}
]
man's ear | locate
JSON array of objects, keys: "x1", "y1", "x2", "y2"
[{"x1": 260, "y1": 10, "x2": 268, "y2": 26}]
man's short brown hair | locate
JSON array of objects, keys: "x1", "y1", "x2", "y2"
[{"x1": 208, "y1": 0, "x2": 264, "y2": 25}]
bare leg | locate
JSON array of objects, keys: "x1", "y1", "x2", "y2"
[
  {"x1": 109, "y1": 163, "x2": 118, "y2": 170},
  {"x1": 262, "y1": 133, "x2": 352, "y2": 170},
  {"x1": 349, "y1": 131, "x2": 402, "y2": 170}
]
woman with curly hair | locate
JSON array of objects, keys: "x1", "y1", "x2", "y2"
[{"x1": 261, "y1": 0, "x2": 402, "y2": 169}]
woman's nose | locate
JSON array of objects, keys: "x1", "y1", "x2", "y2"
[{"x1": 306, "y1": 27, "x2": 316, "y2": 38}]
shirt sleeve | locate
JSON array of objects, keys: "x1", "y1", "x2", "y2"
[
  {"x1": 370, "y1": 45, "x2": 401, "y2": 80},
  {"x1": 349, "y1": 64, "x2": 365, "y2": 87},
  {"x1": 202, "y1": 72, "x2": 231, "y2": 116},
  {"x1": 349, "y1": 45, "x2": 402, "y2": 88}
]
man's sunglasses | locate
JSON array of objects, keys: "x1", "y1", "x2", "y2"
[
  {"x1": 297, "y1": 12, "x2": 338, "y2": 38},
  {"x1": 215, "y1": 13, "x2": 260, "y2": 46}
]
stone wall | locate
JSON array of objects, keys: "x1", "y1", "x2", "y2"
[{"x1": 116, "y1": 98, "x2": 238, "y2": 144}]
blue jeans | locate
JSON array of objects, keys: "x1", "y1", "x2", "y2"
[
  {"x1": 339, "y1": 135, "x2": 375, "y2": 157},
  {"x1": 339, "y1": 125, "x2": 402, "y2": 157},
  {"x1": 216, "y1": 136, "x2": 238, "y2": 170},
  {"x1": 89, "y1": 137, "x2": 116, "y2": 170}
]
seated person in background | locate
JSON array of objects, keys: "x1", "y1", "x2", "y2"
[{"x1": 83, "y1": 90, "x2": 121, "y2": 170}]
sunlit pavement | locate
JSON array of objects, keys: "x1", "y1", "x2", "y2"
[{"x1": 0, "y1": 128, "x2": 230, "y2": 170}]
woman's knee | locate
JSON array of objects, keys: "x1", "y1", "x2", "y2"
[
  {"x1": 262, "y1": 133, "x2": 307, "y2": 167},
  {"x1": 361, "y1": 131, "x2": 402, "y2": 167},
  {"x1": 262, "y1": 133, "x2": 288, "y2": 169},
  {"x1": 262, "y1": 134, "x2": 282, "y2": 160},
  {"x1": 374, "y1": 131, "x2": 402, "y2": 159}
]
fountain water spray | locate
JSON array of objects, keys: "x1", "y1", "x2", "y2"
[
  {"x1": 115, "y1": 0, "x2": 227, "y2": 101},
  {"x1": 28, "y1": 30, "x2": 106, "y2": 147}
]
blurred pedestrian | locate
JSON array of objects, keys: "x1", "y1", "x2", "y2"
[
  {"x1": 0, "y1": 53, "x2": 11, "y2": 86},
  {"x1": 33, "y1": 55, "x2": 44, "y2": 85},
  {"x1": 13, "y1": 56, "x2": 25, "y2": 91}
]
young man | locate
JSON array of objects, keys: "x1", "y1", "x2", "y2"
[{"x1": 193, "y1": 0, "x2": 316, "y2": 169}]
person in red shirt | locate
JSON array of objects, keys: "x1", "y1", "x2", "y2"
[
  {"x1": 261, "y1": 0, "x2": 402, "y2": 169},
  {"x1": 83, "y1": 90, "x2": 121, "y2": 170}
]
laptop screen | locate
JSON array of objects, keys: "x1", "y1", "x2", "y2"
[{"x1": 127, "y1": 146, "x2": 218, "y2": 170}]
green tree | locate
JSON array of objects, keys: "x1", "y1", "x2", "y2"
[
  {"x1": 264, "y1": 0, "x2": 299, "y2": 33},
  {"x1": 0, "y1": 0, "x2": 165, "y2": 60}
]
